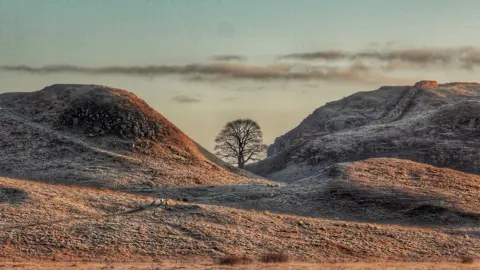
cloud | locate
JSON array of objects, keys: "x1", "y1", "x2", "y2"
[
  {"x1": 353, "y1": 48, "x2": 472, "y2": 65},
  {"x1": 279, "y1": 46, "x2": 480, "y2": 70},
  {"x1": 210, "y1": 55, "x2": 247, "y2": 62},
  {"x1": 1, "y1": 63, "x2": 286, "y2": 79},
  {"x1": 0, "y1": 62, "x2": 404, "y2": 85},
  {"x1": 463, "y1": 50, "x2": 480, "y2": 65},
  {"x1": 3, "y1": 45, "x2": 479, "y2": 88},
  {"x1": 171, "y1": 95, "x2": 201, "y2": 103},
  {"x1": 281, "y1": 50, "x2": 347, "y2": 60}
]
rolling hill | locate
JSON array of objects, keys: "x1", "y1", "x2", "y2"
[
  {"x1": 0, "y1": 84, "x2": 264, "y2": 190},
  {"x1": 247, "y1": 81, "x2": 480, "y2": 181}
]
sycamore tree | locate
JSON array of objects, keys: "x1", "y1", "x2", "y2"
[{"x1": 214, "y1": 119, "x2": 268, "y2": 169}]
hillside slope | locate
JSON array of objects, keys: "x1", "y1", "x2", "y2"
[
  {"x1": 0, "y1": 176, "x2": 478, "y2": 262},
  {"x1": 0, "y1": 84, "x2": 265, "y2": 189},
  {"x1": 148, "y1": 158, "x2": 480, "y2": 226},
  {"x1": 247, "y1": 81, "x2": 480, "y2": 181}
]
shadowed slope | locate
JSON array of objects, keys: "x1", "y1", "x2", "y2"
[{"x1": 146, "y1": 158, "x2": 480, "y2": 226}]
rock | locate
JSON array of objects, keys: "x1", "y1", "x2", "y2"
[
  {"x1": 93, "y1": 126, "x2": 101, "y2": 133},
  {"x1": 414, "y1": 80, "x2": 438, "y2": 89}
]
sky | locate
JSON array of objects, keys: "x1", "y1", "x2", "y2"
[{"x1": 1, "y1": 0, "x2": 480, "y2": 151}]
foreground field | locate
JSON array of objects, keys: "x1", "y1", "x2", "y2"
[
  {"x1": 1, "y1": 176, "x2": 478, "y2": 262},
  {"x1": 0, "y1": 261, "x2": 479, "y2": 270}
]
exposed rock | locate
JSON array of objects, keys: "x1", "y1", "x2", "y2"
[
  {"x1": 414, "y1": 80, "x2": 438, "y2": 89},
  {"x1": 60, "y1": 99, "x2": 163, "y2": 141}
]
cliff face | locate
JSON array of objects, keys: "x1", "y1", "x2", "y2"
[{"x1": 248, "y1": 81, "x2": 480, "y2": 181}]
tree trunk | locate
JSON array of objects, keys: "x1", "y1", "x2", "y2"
[{"x1": 238, "y1": 154, "x2": 244, "y2": 169}]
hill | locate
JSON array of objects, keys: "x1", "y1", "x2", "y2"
[
  {"x1": 247, "y1": 81, "x2": 480, "y2": 181},
  {"x1": 0, "y1": 82, "x2": 478, "y2": 265},
  {"x1": 150, "y1": 158, "x2": 480, "y2": 226},
  {"x1": 0, "y1": 84, "x2": 264, "y2": 190}
]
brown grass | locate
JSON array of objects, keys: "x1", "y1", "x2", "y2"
[
  {"x1": 2, "y1": 261, "x2": 480, "y2": 270},
  {"x1": 0, "y1": 175, "x2": 479, "y2": 263},
  {"x1": 218, "y1": 254, "x2": 253, "y2": 265},
  {"x1": 260, "y1": 251, "x2": 289, "y2": 263},
  {"x1": 344, "y1": 158, "x2": 480, "y2": 213}
]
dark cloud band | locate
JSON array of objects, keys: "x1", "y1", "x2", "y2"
[
  {"x1": 0, "y1": 63, "x2": 404, "y2": 84},
  {"x1": 210, "y1": 55, "x2": 247, "y2": 62},
  {"x1": 280, "y1": 47, "x2": 480, "y2": 70}
]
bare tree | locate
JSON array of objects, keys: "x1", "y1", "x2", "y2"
[{"x1": 214, "y1": 119, "x2": 268, "y2": 169}]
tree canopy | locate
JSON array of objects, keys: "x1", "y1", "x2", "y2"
[{"x1": 214, "y1": 119, "x2": 267, "y2": 169}]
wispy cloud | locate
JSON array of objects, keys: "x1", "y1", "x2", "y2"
[
  {"x1": 171, "y1": 95, "x2": 201, "y2": 103},
  {"x1": 0, "y1": 63, "x2": 406, "y2": 85},
  {"x1": 3, "y1": 45, "x2": 479, "y2": 88},
  {"x1": 280, "y1": 46, "x2": 480, "y2": 70},
  {"x1": 281, "y1": 50, "x2": 347, "y2": 61},
  {"x1": 210, "y1": 55, "x2": 247, "y2": 62}
]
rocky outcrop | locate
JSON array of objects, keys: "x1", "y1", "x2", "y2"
[
  {"x1": 414, "y1": 80, "x2": 438, "y2": 89},
  {"x1": 247, "y1": 81, "x2": 480, "y2": 181},
  {"x1": 59, "y1": 99, "x2": 164, "y2": 140}
]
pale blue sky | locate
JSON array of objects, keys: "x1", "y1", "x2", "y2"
[
  {"x1": 2, "y1": 0, "x2": 480, "y2": 65},
  {"x1": 1, "y1": 0, "x2": 479, "y2": 150}
]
